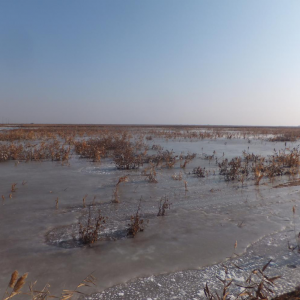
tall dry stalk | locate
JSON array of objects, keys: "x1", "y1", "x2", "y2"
[
  {"x1": 112, "y1": 176, "x2": 128, "y2": 203},
  {"x1": 184, "y1": 180, "x2": 188, "y2": 192},
  {"x1": 254, "y1": 165, "x2": 264, "y2": 185},
  {"x1": 11, "y1": 183, "x2": 17, "y2": 193},
  {"x1": 83, "y1": 194, "x2": 88, "y2": 208},
  {"x1": 292, "y1": 206, "x2": 299, "y2": 249}
]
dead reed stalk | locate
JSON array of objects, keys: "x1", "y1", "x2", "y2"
[
  {"x1": 127, "y1": 199, "x2": 146, "y2": 237},
  {"x1": 184, "y1": 180, "x2": 188, "y2": 192},
  {"x1": 83, "y1": 194, "x2": 88, "y2": 208},
  {"x1": 112, "y1": 176, "x2": 128, "y2": 203},
  {"x1": 11, "y1": 183, "x2": 17, "y2": 193},
  {"x1": 157, "y1": 196, "x2": 171, "y2": 216}
]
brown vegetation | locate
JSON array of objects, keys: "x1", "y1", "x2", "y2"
[
  {"x1": 157, "y1": 196, "x2": 171, "y2": 216},
  {"x1": 204, "y1": 260, "x2": 280, "y2": 300},
  {"x1": 127, "y1": 200, "x2": 146, "y2": 238},
  {"x1": 78, "y1": 207, "x2": 107, "y2": 245}
]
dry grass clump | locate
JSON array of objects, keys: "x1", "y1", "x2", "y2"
[
  {"x1": 217, "y1": 147, "x2": 300, "y2": 185},
  {"x1": 172, "y1": 172, "x2": 183, "y2": 181},
  {"x1": 127, "y1": 200, "x2": 146, "y2": 238},
  {"x1": 157, "y1": 196, "x2": 171, "y2": 216},
  {"x1": 145, "y1": 150, "x2": 177, "y2": 168},
  {"x1": 192, "y1": 167, "x2": 206, "y2": 178},
  {"x1": 3, "y1": 124, "x2": 300, "y2": 165},
  {"x1": 142, "y1": 163, "x2": 158, "y2": 183},
  {"x1": 179, "y1": 153, "x2": 196, "y2": 169},
  {"x1": 0, "y1": 141, "x2": 70, "y2": 163},
  {"x1": 74, "y1": 136, "x2": 119, "y2": 161},
  {"x1": 180, "y1": 153, "x2": 197, "y2": 160},
  {"x1": 151, "y1": 144, "x2": 163, "y2": 151},
  {"x1": 219, "y1": 157, "x2": 244, "y2": 181},
  {"x1": 180, "y1": 159, "x2": 190, "y2": 169},
  {"x1": 114, "y1": 145, "x2": 143, "y2": 170},
  {"x1": 78, "y1": 207, "x2": 107, "y2": 245},
  {"x1": 204, "y1": 260, "x2": 280, "y2": 300},
  {"x1": 2, "y1": 124, "x2": 300, "y2": 144},
  {"x1": 242, "y1": 151, "x2": 262, "y2": 163},
  {"x1": 28, "y1": 281, "x2": 53, "y2": 300},
  {"x1": 61, "y1": 274, "x2": 97, "y2": 300},
  {"x1": 269, "y1": 133, "x2": 297, "y2": 142},
  {"x1": 202, "y1": 153, "x2": 215, "y2": 164},
  {"x1": 11, "y1": 183, "x2": 17, "y2": 193},
  {"x1": 0, "y1": 129, "x2": 40, "y2": 141},
  {"x1": 2, "y1": 270, "x2": 96, "y2": 300}
]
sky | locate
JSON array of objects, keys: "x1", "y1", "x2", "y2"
[{"x1": 1, "y1": 0, "x2": 300, "y2": 126}]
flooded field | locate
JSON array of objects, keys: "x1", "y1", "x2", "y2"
[{"x1": 1, "y1": 125, "x2": 300, "y2": 299}]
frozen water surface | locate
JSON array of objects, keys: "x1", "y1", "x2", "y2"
[{"x1": 1, "y1": 135, "x2": 300, "y2": 298}]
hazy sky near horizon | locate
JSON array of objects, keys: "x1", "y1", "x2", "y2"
[{"x1": 1, "y1": 1, "x2": 300, "y2": 125}]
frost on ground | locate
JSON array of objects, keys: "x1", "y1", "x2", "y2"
[{"x1": 83, "y1": 230, "x2": 300, "y2": 300}]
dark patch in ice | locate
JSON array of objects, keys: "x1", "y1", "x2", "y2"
[
  {"x1": 287, "y1": 264, "x2": 297, "y2": 268},
  {"x1": 45, "y1": 220, "x2": 136, "y2": 249}
]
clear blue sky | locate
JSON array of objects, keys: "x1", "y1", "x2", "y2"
[{"x1": 1, "y1": 0, "x2": 300, "y2": 125}]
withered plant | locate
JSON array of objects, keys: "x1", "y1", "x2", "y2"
[
  {"x1": 114, "y1": 141, "x2": 143, "y2": 170},
  {"x1": 142, "y1": 163, "x2": 158, "y2": 183},
  {"x1": 204, "y1": 260, "x2": 280, "y2": 300},
  {"x1": 112, "y1": 176, "x2": 128, "y2": 203},
  {"x1": 151, "y1": 144, "x2": 163, "y2": 151},
  {"x1": 157, "y1": 196, "x2": 171, "y2": 216},
  {"x1": 146, "y1": 150, "x2": 177, "y2": 168},
  {"x1": 127, "y1": 199, "x2": 146, "y2": 238},
  {"x1": 289, "y1": 206, "x2": 300, "y2": 253},
  {"x1": 28, "y1": 281, "x2": 54, "y2": 300},
  {"x1": 254, "y1": 163, "x2": 264, "y2": 186},
  {"x1": 116, "y1": 175, "x2": 129, "y2": 186},
  {"x1": 92, "y1": 195, "x2": 97, "y2": 206},
  {"x1": 82, "y1": 194, "x2": 88, "y2": 208},
  {"x1": 2, "y1": 270, "x2": 96, "y2": 300},
  {"x1": 204, "y1": 273, "x2": 232, "y2": 300},
  {"x1": 61, "y1": 273, "x2": 96, "y2": 300},
  {"x1": 180, "y1": 159, "x2": 190, "y2": 169},
  {"x1": 192, "y1": 167, "x2": 205, "y2": 178},
  {"x1": 184, "y1": 180, "x2": 188, "y2": 192},
  {"x1": 172, "y1": 172, "x2": 183, "y2": 181},
  {"x1": 11, "y1": 183, "x2": 17, "y2": 193},
  {"x1": 78, "y1": 207, "x2": 107, "y2": 245}
]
